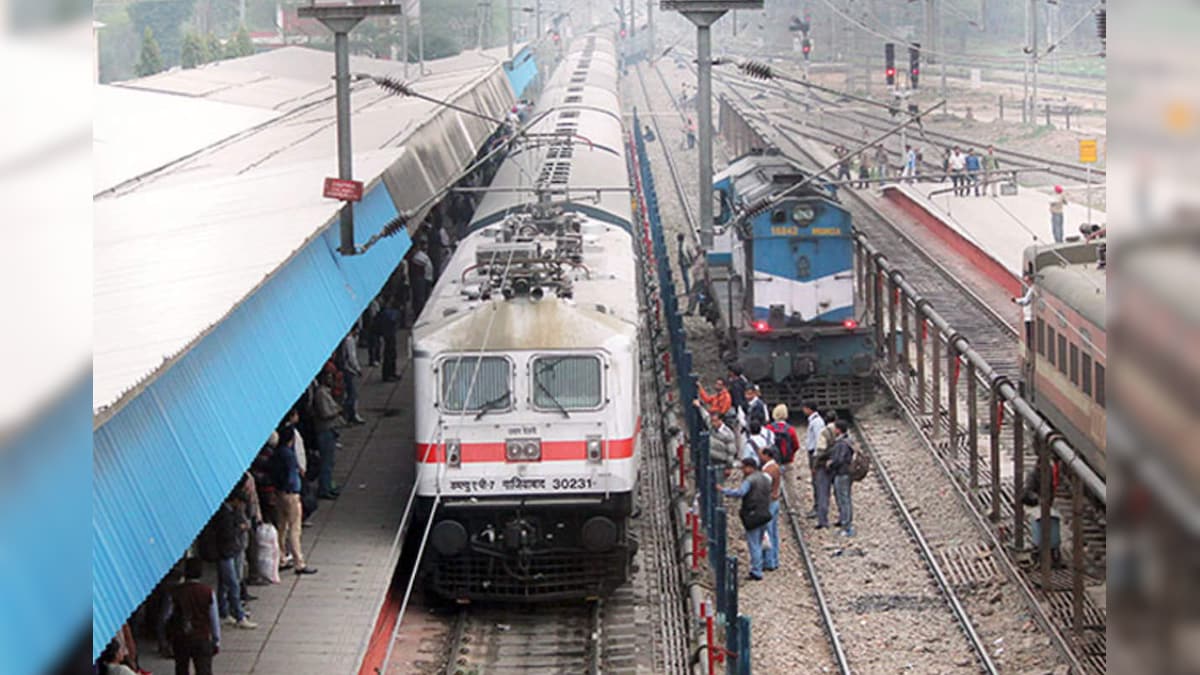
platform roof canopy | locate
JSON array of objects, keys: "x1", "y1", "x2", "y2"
[
  {"x1": 92, "y1": 45, "x2": 519, "y2": 659},
  {"x1": 94, "y1": 46, "x2": 515, "y2": 416}
]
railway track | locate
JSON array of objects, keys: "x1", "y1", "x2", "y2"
[
  {"x1": 673, "y1": 53, "x2": 1104, "y2": 185},
  {"x1": 719, "y1": 82, "x2": 1107, "y2": 673},
  {"x1": 636, "y1": 61, "x2": 698, "y2": 239},
  {"x1": 443, "y1": 602, "x2": 601, "y2": 675},
  {"x1": 646, "y1": 53, "x2": 1106, "y2": 672}
]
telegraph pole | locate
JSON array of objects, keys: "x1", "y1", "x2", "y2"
[
  {"x1": 647, "y1": 0, "x2": 654, "y2": 52},
  {"x1": 507, "y1": 0, "x2": 514, "y2": 58},
  {"x1": 298, "y1": 3, "x2": 405, "y2": 255},
  {"x1": 663, "y1": 1, "x2": 763, "y2": 250},
  {"x1": 1030, "y1": 0, "x2": 1039, "y2": 120}
]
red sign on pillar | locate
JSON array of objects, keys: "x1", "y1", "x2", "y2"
[{"x1": 323, "y1": 177, "x2": 364, "y2": 201}]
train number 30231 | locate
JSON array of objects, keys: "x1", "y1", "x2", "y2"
[{"x1": 551, "y1": 477, "x2": 595, "y2": 490}]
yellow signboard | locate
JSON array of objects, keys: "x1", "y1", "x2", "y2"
[{"x1": 1079, "y1": 139, "x2": 1099, "y2": 164}]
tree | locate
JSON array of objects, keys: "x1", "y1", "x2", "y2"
[
  {"x1": 180, "y1": 31, "x2": 208, "y2": 68},
  {"x1": 127, "y1": 0, "x2": 196, "y2": 66},
  {"x1": 136, "y1": 27, "x2": 165, "y2": 77},
  {"x1": 205, "y1": 33, "x2": 224, "y2": 63},
  {"x1": 233, "y1": 24, "x2": 255, "y2": 57}
]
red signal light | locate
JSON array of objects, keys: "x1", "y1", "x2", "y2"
[
  {"x1": 752, "y1": 320, "x2": 771, "y2": 334},
  {"x1": 886, "y1": 68, "x2": 896, "y2": 77},
  {"x1": 842, "y1": 318, "x2": 859, "y2": 330},
  {"x1": 620, "y1": 29, "x2": 626, "y2": 38}
]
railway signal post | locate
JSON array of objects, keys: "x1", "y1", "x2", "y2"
[{"x1": 662, "y1": 0, "x2": 763, "y2": 250}]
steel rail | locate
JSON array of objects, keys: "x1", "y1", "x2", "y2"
[
  {"x1": 587, "y1": 599, "x2": 603, "y2": 675},
  {"x1": 688, "y1": 55, "x2": 1103, "y2": 185},
  {"x1": 635, "y1": 60, "x2": 698, "y2": 240},
  {"x1": 779, "y1": 481, "x2": 852, "y2": 675},
  {"x1": 850, "y1": 423, "x2": 1002, "y2": 675},
  {"x1": 871, "y1": 373, "x2": 1093, "y2": 675}
]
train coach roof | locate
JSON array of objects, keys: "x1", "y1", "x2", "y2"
[{"x1": 1039, "y1": 264, "x2": 1106, "y2": 329}]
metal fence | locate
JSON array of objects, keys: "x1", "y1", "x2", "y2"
[{"x1": 631, "y1": 110, "x2": 753, "y2": 675}]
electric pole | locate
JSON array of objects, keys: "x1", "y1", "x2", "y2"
[
  {"x1": 1027, "y1": 0, "x2": 1038, "y2": 122},
  {"x1": 663, "y1": 0, "x2": 763, "y2": 250},
  {"x1": 507, "y1": 0, "x2": 513, "y2": 58}
]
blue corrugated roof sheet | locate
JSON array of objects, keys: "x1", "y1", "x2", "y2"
[{"x1": 91, "y1": 184, "x2": 409, "y2": 657}]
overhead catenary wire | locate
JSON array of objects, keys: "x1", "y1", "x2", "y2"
[{"x1": 812, "y1": 0, "x2": 1104, "y2": 65}]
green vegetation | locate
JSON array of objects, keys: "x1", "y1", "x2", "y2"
[
  {"x1": 135, "y1": 27, "x2": 164, "y2": 77},
  {"x1": 180, "y1": 31, "x2": 208, "y2": 69}
]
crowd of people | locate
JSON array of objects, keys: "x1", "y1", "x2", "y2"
[
  {"x1": 833, "y1": 142, "x2": 1005, "y2": 196},
  {"x1": 695, "y1": 369, "x2": 862, "y2": 581}
]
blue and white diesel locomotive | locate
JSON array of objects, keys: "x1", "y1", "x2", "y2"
[{"x1": 708, "y1": 150, "x2": 874, "y2": 407}]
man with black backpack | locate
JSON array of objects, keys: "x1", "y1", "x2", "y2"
[
  {"x1": 826, "y1": 421, "x2": 857, "y2": 537},
  {"x1": 720, "y1": 458, "x2": 774, "y2": 581},
  {"x1": 767, "y1": 404, "x2": 801, "y2": 466}
]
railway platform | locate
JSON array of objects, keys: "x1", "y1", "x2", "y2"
[
  {"x1": 93, "y1": 43, "x2": 525, "y2": 660},
  {"x1": 882, "y1": 182, "x2": 1105, "y2": 292},
  {"x1": 134, "y1": 350, "x2": 415, "y2": 674}
]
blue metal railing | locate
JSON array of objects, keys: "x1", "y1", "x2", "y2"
[{"x1": 632, "y1": 109, "x2": 752, "y2": 675}]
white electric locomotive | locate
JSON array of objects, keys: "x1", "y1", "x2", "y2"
[{"x1": 411, "y1": 33, "x2": 641, "y2": 601}]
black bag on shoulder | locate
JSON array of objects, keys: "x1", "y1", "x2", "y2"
[
  {"x1": 849, "y1": 446, "x2": 870, "y2": 482},
  {"x1": 196, "y1": 518, "x2": 220, "y2": 563}
]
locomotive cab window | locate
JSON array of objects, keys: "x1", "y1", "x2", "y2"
[
  {"x1": 532, "y1": 355, "x2": 603, "y2": 411},
  {"x1": 1046, "y1": 326, "x2": 1056, "y2": 366},
  {"x1": 1036, "y1": 318, "x2": 1045, "y2": 355},
  {"x1": 441, "y1": 356, "x2": 511, "y2": 412}
]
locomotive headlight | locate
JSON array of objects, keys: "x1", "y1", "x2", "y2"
[
  {"x1": 586, "y1": 436, "x2": 603, "y2": 463},
  {"x1": 506, "y1": 438, "x2": 541, "y2": 462},
  {"x1": 446, "y1": 439, "x2": 462, "y2": 468}
]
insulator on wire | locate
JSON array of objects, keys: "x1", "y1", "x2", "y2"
[
  {"x1": 1095, "y1": 9, "x2": 1106, "y2": 41},
  {"x1": 374, "y1": 76, "x2": 415, "y2": 97},
  {"x1": 740, "y1": 61, "x2": 774, "y2": 81},
  {"x1": 381, "y1": 216, "x2": 407, "y2": 238}
]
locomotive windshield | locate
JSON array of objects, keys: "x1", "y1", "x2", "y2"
[
  {"x1": 532, "y1": 355, "x2": 603, "y2": 411},
  {"x1": 441, "y1": 356, "x2": 511, "y2": 412}
]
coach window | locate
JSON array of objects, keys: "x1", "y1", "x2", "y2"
[
  {"x1": 1057, "y1": 333, "x2": 1068, "y2": 376},
  {"x1": 532, "y1": 355, "x2": 604, "y2": 411},
  {"x1": 1081, "y1": 353, "x2": 1093, "y2": 396},
  {"x1": 441, "y1": 356, "x2": 511, "y2": 412},
  {"x1": 1046, "y1": 326, "x2": 1056, "y2": 367},
  {"x1": 1036, "y1": 318, "x2": 1045, "y2": 355},
  {"x1": 1095, "y1": 363, "x2": 1106, "y2": 408},
  {"x1": 1069, "y1": 343, "x2": 1080, "y2": 386}
]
